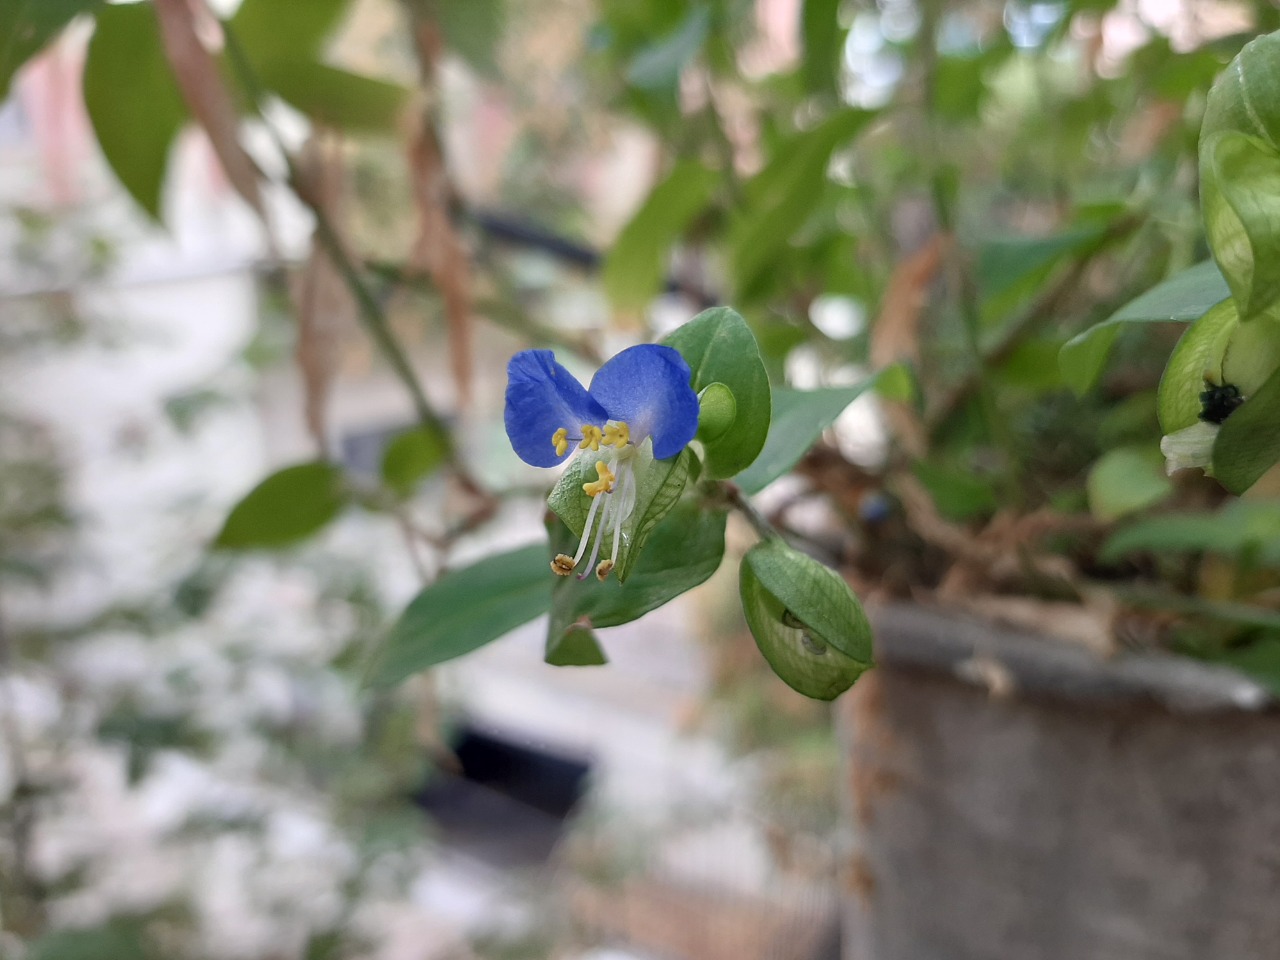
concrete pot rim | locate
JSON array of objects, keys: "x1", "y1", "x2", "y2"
[{"x1": 868, "y1": 602, "x2": 1277, "y2": 716}]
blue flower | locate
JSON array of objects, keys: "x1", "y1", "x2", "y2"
[{"x1": 504, "y1": 344, "x2": 699, "y2": 580}]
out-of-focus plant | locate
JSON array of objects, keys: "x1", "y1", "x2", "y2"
[{"x1": 18, "y1": 0, "x2": 1280, "y2": 714}]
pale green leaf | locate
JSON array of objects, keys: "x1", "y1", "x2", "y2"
[
  {"x1": 1157, "y1": 299, "x2": 1237, "y2": 433},
  {"x1": 603, "y1": 160, "x2": 719, "y2": 309},
  {"x1": 625, "y1": 5, "x2": 710, "y2": 89},
  {"x1": 1086, "y1": 445, "x2": 1173, "y2": 522},
  {"x1": 381, "y1": 426, "x2": 448, "y2": 498},
  {"x1": 1059, "y1": 260, "x2": 1229, "y2": 394},
  {"x1": 734, "y1": 381, "x2": 874, "y2": 494}
]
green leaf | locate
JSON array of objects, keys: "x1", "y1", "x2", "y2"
[
  {"x1": 1103, "y1": 500, "x2": 1280, "y2": 563},
  {"x1": 546, "y1": 501, "x2": 726, "y2": 649},
  {"x1": 545, "y1": 623, "x2": 609, "y2": 666},
  {"x1": 1086, "y1": 445, "x2": 1173, "y2": 522},
  {"x1": 548, "y1": 445, "x2": 693, "y2": 582},
  {"x1": 976, "y1": 224, "x2": 1108, "y2": 324},
  {"x1": 0, "y1": 0, "x2": 103, "y2": 100},
  {"x1": 381, "y1": 426, "x2": 448, "y2": 498},
  {"x1": 83, "y1": 3, "x2": 187, "y2": 219},
  {"x1": 28, "y1": 917, "x2": 157, "y2": 960},
  {"x1": 730, "y1": 110, "x2": 876, "y2": 293},
  {"x1": 1214, "y1": 361, "x2": 1280, "y2": 493},
  {"x1": 1059, "y1": 260, "x2": 1229, "y2": 394},
  {"x1": 436, "y1": 0, "x2": 505, "y2": 77},
  {"x1": 914, "y1": 461, "x2": 999, "y2": 521},
  {"x1": 258, "y1": 61, "x2": 408, "y2": 133},
  {"x1": 1221, "y1": 314, "x2": 1280, "y2": 395},
  {"x1": 1201, "y1": 130, "x2": 1280, "y2": 323},
  {"x1": 1218, "y1": 636, "x2": 1280, "y2": 697},
  {"x1": 696, "y1": 382, "x2": 736, "y2": 442},
  {"x1": 739, "y1": 539, "x2": 872, "y2": 701},
  {"x1": 229, "y1": 0, "x2": 350, "y2": 63},
  {"x1": 603, "y1": 160, "x2": 719, "y2": 309},
  {"x1": 1157, "y1": 299, "x2": 1237, "y2": 433},
  {"x1": 625, "y1": 4, "x2": 711, "y2": 90},
  {"x1": 663, "y1": 307, "x2": 771, "y2": 479},
  {"x1": 214, "y1": 462, "x2": 348, "y2": 549},
  {"x1": 800, "y1": 0, "x2": 845, "y2": 94},
  {"x1": 734, "y1": 381, "x2": 875, "y2": 494},
  {"x1": 369, "y1": 544, "x2": 551, "y2": 685}
]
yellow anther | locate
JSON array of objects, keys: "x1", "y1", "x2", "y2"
[
  {"x1": 602, "y1": 421, "x2": 630, "y2": 448},
  {"x1": 578, "y1": 424, "x2": 603, "y2": 451},
  {"x1": 550, "y1": 554, "x2": 576, "y2": 576},
  {"x1": 551, "y1": 427, "x2": 569, "y2": 458},
  {"x1": 595, "y1": 559, "x2": 614, "y2": 581},
  {"x1": 582, "y1": 460, "x2": 616, "y2": 497}
]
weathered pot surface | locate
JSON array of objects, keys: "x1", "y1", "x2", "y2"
[{"x1": 839, "y1": 603, "x2": 1280, "y2": 960}]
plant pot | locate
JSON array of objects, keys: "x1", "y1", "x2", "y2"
[{"x1": 837, "y1": 604, "x2": 1280, "y2": 960}]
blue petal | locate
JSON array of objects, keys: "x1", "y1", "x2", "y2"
[
  {"x1": 504, "y1": 350, "x2": 608, "y2": 466},
  {"x1": 588, "y1": 344, "x2": 699, "y2": 459}
]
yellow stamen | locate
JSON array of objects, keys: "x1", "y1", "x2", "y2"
[
  {"x1": 578, "y1": 424, "x2": 603, "y2": 451},
  {"x1": 551, "y1": 427, "x2": 569, "y2": 458},
  {"x1": 550, "y1": 554, "x2": 576, "y2": 576},
  {"x1": 595, "y1": 559, "x2": 614, "y2": 581},
  {"x1": 602, "y1": 421, "x2": 630, "y2": 448},
  {"x1": 583, "y1": 460, "x2": 616, "y2": 497}
]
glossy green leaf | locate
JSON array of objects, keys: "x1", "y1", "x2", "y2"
[
  {"x1": 1157, "y1": 299, "x2": 1237, "y2": 433},
  {"x1": 603, "y1": 160, "x2": 719, "y2": 309},
  {"x1": 1086, "y1": 445, "x2": 1173, "y2": 522},
  {"x1": 546, "y1": 502, "x2": 725, "y2": 656},
  {"x1": 663, "y1": 307, "x2": 771, "y2": 479},
  {"x1": 0, "y1": 0, "x2": 103, "y2": 100},
  {"x1": 1201, "y1": 130, "x2": 1280, "y2": 323},
  {"x1": 545, "y1": 623, "x2": 609, "y2": 666},
  {"x1": 369, "y1": 544, "x2": 550, "y2": 685},
  {"x1": 1214, "y1": 362, "x2": 1280, "y2": 493},
  {"x1": 381, "y1": 426, "x2": 448, "y2": 498},
  {"x1": 215, "y1": 462, "x2": 348, "y2": 548},
  {"x1": 734, "y1": 381, "x2": 875, "y2": 494},
  {"x1": 625, "y1": 4, "x2": 710, "y2": 89},
  {"x1": 1059, "y1": 260, "x2": 1229, "y2": 394},
  {"x1": 800, "y1": 0, "x2": 845, "y2": 94},
  {"x1": 740, "y1": 539, "x2": 872, "y2": 700},
  {"x1": 730, "y1": 110, "x2": 875, "y2": 293},
  {"x1": 548, "y1": 444, "x2": 693, "y2": 582},
  {"x1": 83, "y1": 3, "x2": 187, "y2": 219}
]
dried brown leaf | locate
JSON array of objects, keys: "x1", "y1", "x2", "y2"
[
  {"x1": 407, "y1": 18, "x2": 474, "y2": 408},
  {"x1": 294, "y1": 133, "x2": 354, "y2": 452},
  {"x1": 153, "y1": 0, "x2": 266, "y2": 222}
]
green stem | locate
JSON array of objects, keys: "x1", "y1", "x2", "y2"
[
  {"x1": 721, "y1": 481, "x2": 780, "y2": 542},
  {"x1": 220, "y1": 21, "x2": 483, "y2": 492}
]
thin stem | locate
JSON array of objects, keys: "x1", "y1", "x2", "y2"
[
  {"x1": 219, "y1": 20, "x2": 486, "y2": 496},
  {"x1": 721, "y1": 481, "x2": 780, "y2": 543}
]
